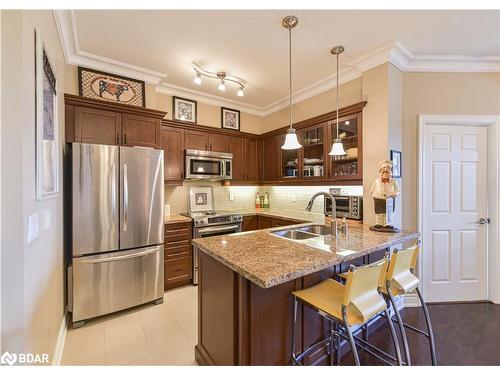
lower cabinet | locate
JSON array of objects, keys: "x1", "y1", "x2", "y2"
[{"x1": 164, "y1": 221, "x2": 193, "y2": 290}]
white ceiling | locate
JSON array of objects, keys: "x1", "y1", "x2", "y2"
[{"x1": 58, "y1": 10, "x2": 500, "y2": 114}]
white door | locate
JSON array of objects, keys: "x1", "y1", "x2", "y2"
[{"x1": 422, "y1": 124, "x2": 488, "y2": 302}]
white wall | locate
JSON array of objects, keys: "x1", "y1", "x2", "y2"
[{"x1": 1, "y1": 10, "x2": 66, "y2": 360}]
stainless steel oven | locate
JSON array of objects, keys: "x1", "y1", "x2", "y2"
[
  {"x1": 185, "y1": 149, "x2": 232, "y2": 180},
  {"x1": 325, "y1": 190, "x2": 363, "y2": 220},
  {"x1": 191, "y1": 213, "x2": 242, "y2": 284}
]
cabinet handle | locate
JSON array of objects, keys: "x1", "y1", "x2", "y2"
[
  {"x1": 116, "y1": 133, "x2": 119, "y2": 144},
  {"x1": 210, "y1": 142, "x2": 213, "y2": 151},
  {"x1": 124, "y1": 133, "x2": 127, "y2": 145}
]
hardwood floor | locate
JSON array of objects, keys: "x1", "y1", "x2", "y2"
[{"x1": 340, "y1": 303, "x2": 500, "y2": 366}]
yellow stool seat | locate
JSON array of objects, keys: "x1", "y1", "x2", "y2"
[{"x1": 292, "y1": 278, "x2": 386, "y2": 326}]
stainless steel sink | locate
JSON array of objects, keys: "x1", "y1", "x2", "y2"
[
  {"x1": 271, "y1": 229, "x2": 319, "y2": 240},
  {"x1": 295, "y1": 225, "x2": 331, "y2": 236}
]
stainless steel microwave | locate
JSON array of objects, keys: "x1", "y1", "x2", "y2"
[
  {"x1": 325, "y1": 191, "x2": 363, "y2": 220},
  {"x1": 185, "y1": 149, "x2": 233, "y2": 180}
]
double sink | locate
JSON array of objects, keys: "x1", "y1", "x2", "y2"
[
  {"x1": 271, "y1": 225, "x2": 333, "y2": 251},
  {"x1": 270, "y1": 224, "x2": 355, "y2": 255}
]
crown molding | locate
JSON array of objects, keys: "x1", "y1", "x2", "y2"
[
  {"x1": 54, "y1": 10, "x2": 500, "y2": 117},
  {"x1": 53, "y1": 10, "x2": 167, "y2": 84}
]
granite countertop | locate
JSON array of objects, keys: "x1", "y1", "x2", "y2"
[
  {"x1": 192, "y1": 219, "x2": 419, "y2": 289},
  {"x1": 164, "y1": 214, "x2": 192, "y2": 224}
]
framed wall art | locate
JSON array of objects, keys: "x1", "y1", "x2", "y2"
[
  {"x1": 35, "y1": 29, "x2": 59, "y2": 200},
  {"x1": 221, "y1": 107, "x2": 240, "y2": 131},
  {"x1": 78, "y1": 66, "x2": 146, "y2": 107},
  {"x1": 390, "y1": 150, "x2": 402, "y2": 178},
  {"x1": 173, "y1": 96, "x2": 197, "y2": 123}
]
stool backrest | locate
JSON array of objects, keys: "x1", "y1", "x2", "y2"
[
  {"x1": 343, "y1": 258, "x2": 389, "y2": 323},
  {"x1": 385, "y1": 243, "x2": 420, "y2": 294}
]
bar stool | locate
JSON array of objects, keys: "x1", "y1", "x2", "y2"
[
  {"x1": 290, "y1": 258, "x2": 403, "y2": 366},
  {"x1": 381, "y1": 242, "x2": 437, "y2": 366}
]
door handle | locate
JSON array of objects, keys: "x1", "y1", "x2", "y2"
[
  {"x1": 476, "y1": 218, "x2": 490, "y2": 224},
  {"x1": 123, "y1": 164, "x2": 128, "y2": 231},
  {"x1": 78, "y1": 246, "x2": 161, "y2": 264}
]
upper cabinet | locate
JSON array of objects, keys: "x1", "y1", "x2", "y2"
[
  {"x1": 65, "y1": 94, "x2": 166, "y2": 149},
  {"x1": 300, "y1": 123, "x2": 327, "y2": 180},
  {"x1": 259, "y1": 101, "x2": 366, "y2": 185},
  {"x1": 161, "y1": 126, "x2": 184, "y2": 183},
  {"x1": 185, "y1": 130, "x2": 229, "y2": 152},
  {"x1": 329, "y1": 113, "x2": 362, "y2": 181}
]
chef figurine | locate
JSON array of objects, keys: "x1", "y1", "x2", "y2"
[{"x1": 369, "y1": 160, "x2": 400, "y2": 232}]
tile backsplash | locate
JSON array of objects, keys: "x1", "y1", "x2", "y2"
[{"x1": 165, "y1": 182, "x2": 362, "y2": 215}]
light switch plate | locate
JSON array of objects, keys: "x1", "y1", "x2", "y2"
[
  {"x1": 28, "y1": 213, "x2": 39, "y2": 243},
  {"x1": 291, "y1": 194, "x2": 296, "y2": 202},
  {"x1": 42, "y1": 209, "x2": 51, "y2": 230},
  {"x1": 229, "y1": 193, "x2": 235, "y2": 201}
]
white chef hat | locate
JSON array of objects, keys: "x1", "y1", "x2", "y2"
[{"x1": 379, "y1": 160, "x2": 393, "y2": 171}]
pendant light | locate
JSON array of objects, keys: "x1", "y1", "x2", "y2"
[
  {"x1": 329, "y1": 45, "x2": 347, "y2": 156},
  {"x1": 281, "y1": 16, "x2": 302, "y2": 150}
]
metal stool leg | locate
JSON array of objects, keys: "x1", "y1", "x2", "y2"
[
  {"x1": 416, "y1": 287, "x2": 437, "y2": 365},
  {"x1": 387, "y1": 285, "x2": 411, "y2": 365},
  {"x1": 329, "y1": 321, "x2": 335, "y2": 365},
  {"x1": 291, "y1": 296, "x2": 298, "y2": 365},
  {"x1": 335, "y1": 322, "x2": 341, "y2": 365},
  {"x1": 384, "y1": 306, "x2": 403, "y2": 366},
  {"x1": 342, "y1": 307, "x2": 360, "y2": 366}
]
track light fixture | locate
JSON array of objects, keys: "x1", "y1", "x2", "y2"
[{"x1": 192, "y1": 62, "x2": 246, "y2": 98}]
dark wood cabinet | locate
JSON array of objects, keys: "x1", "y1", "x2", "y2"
[
  {"x1": 185, "y1": 130, "x2": 209, "y2": 150},
  {"x1": 229, "y1": 137, "x2": 245, "y2": 180},
  {"x1": 164, "y1": 221, "x2": 193, "y2": 290},
  {"x1": 262, "y1": 135, "x2": 280, "y2": 182},
  {"x1": 185, "y1": 130, "x2": 229, "y2": 152},
  {"x1": 242, "y1": 215, "x2": 258, "y2": 232},
  {"x1": 65, "y1": 94, "x2": 166, "y2": 149},
  {"x1": 209, "y1": 133, "x2": 229, "y2": 152},
  {"x1": 161, "y1": 126, "x2": 185, "y2": 183},
  {"x1": 74, "y1": 106, "x2": 121, "y2": 145},
  {"x1": 122, "y1": 113, "x2": 160, "y2": 148},
  {"x1": 245, "y1": 139, "x2": 260, "y2": 181}
]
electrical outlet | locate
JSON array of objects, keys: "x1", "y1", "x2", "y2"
[
  {"x1": 229, "y1": 193, "x2": 235, "y2": 201},
  {"x1": 28, "y1": 213, "x2": 39, "y2": 243},
  {"x1": 291, "y1": 194, "x2": 296, "y2": 202}
]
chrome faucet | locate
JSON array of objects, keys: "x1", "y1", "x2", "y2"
[{"x1": 306, "y1": 192, "x2": 338, "y2": 237}]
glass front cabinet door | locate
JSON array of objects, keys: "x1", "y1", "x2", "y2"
[
  {"x1": 329, "y1": 113, "x2": 362, "y2": 180},
  {"x1": 280, "y1": 134, "x2": 300, "y2": 180},
  {"x1": 300, "y1": 123, "x2": 327, "y2": 180}
]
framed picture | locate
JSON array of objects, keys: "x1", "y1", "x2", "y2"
[
  {"x1": 390, "y1": 150, "x2": 402, "y2": 178},
  {"x1": 173, "y1": 96, "x2": 197, "y2": 123},
  {"x1": 78, "y1": 66, "x2": 146, "y2": 107},
  {"x1": 221, "y1": 107, "x2": 240, "y2": 131},
  {"x1": 35, "y1": 29, "x2": 59, "y2": 200}
]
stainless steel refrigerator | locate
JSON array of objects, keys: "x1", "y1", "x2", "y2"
[{"x1": 67, "y1": 143, "x2": 164, "y2": 326}]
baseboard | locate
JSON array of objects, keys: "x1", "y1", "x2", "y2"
[
  {"x1": 52, "y1": 311, "x2": 68, "y2": 365},
  {"x1": 403, "y1": 293, "x2": 421, "y2": 308}
]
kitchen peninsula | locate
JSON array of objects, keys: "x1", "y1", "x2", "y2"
[{"x1": 192, "y1": 216, "x2": 418, "y2": 365}]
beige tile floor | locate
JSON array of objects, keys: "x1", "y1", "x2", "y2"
[{"x1": 62, "y1": 285, "x2": 198, "y2": 365}]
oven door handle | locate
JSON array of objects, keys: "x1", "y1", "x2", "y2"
[{"x1": 197, "y1": 224, "x2": 240, "y2": 234}]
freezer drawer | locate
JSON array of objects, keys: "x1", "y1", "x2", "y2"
[{"x1": 71, "y1": 245, "x2": 164, "y2": 323}]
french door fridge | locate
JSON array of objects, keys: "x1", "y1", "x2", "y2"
[{"x1": 68, "y1": 143, "x2": 164, "y2": 325}]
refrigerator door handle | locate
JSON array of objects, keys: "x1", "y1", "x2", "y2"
[
  {"x1": 111, "y1": 163, "x2": 117, "y2": 226},
  {"x1": 123, "y1": 163, "x2": 128, "y2": 232},
  {"x1": 78, "y1": 246, "x2": 161, "y2": 264}
]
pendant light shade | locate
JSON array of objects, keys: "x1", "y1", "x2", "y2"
[
  {"x1": 282, "y1": 128, "x2": 302, "y2": 150},
  {"x1": 329, "y1": 45, "x2": 347, "y2": 156},
  {"x1": 329, "y1": 138, "x2": 346, "y2": 156},
  {"x1": 280, "y1": 16, "x2": 301, "y2": 150}
]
